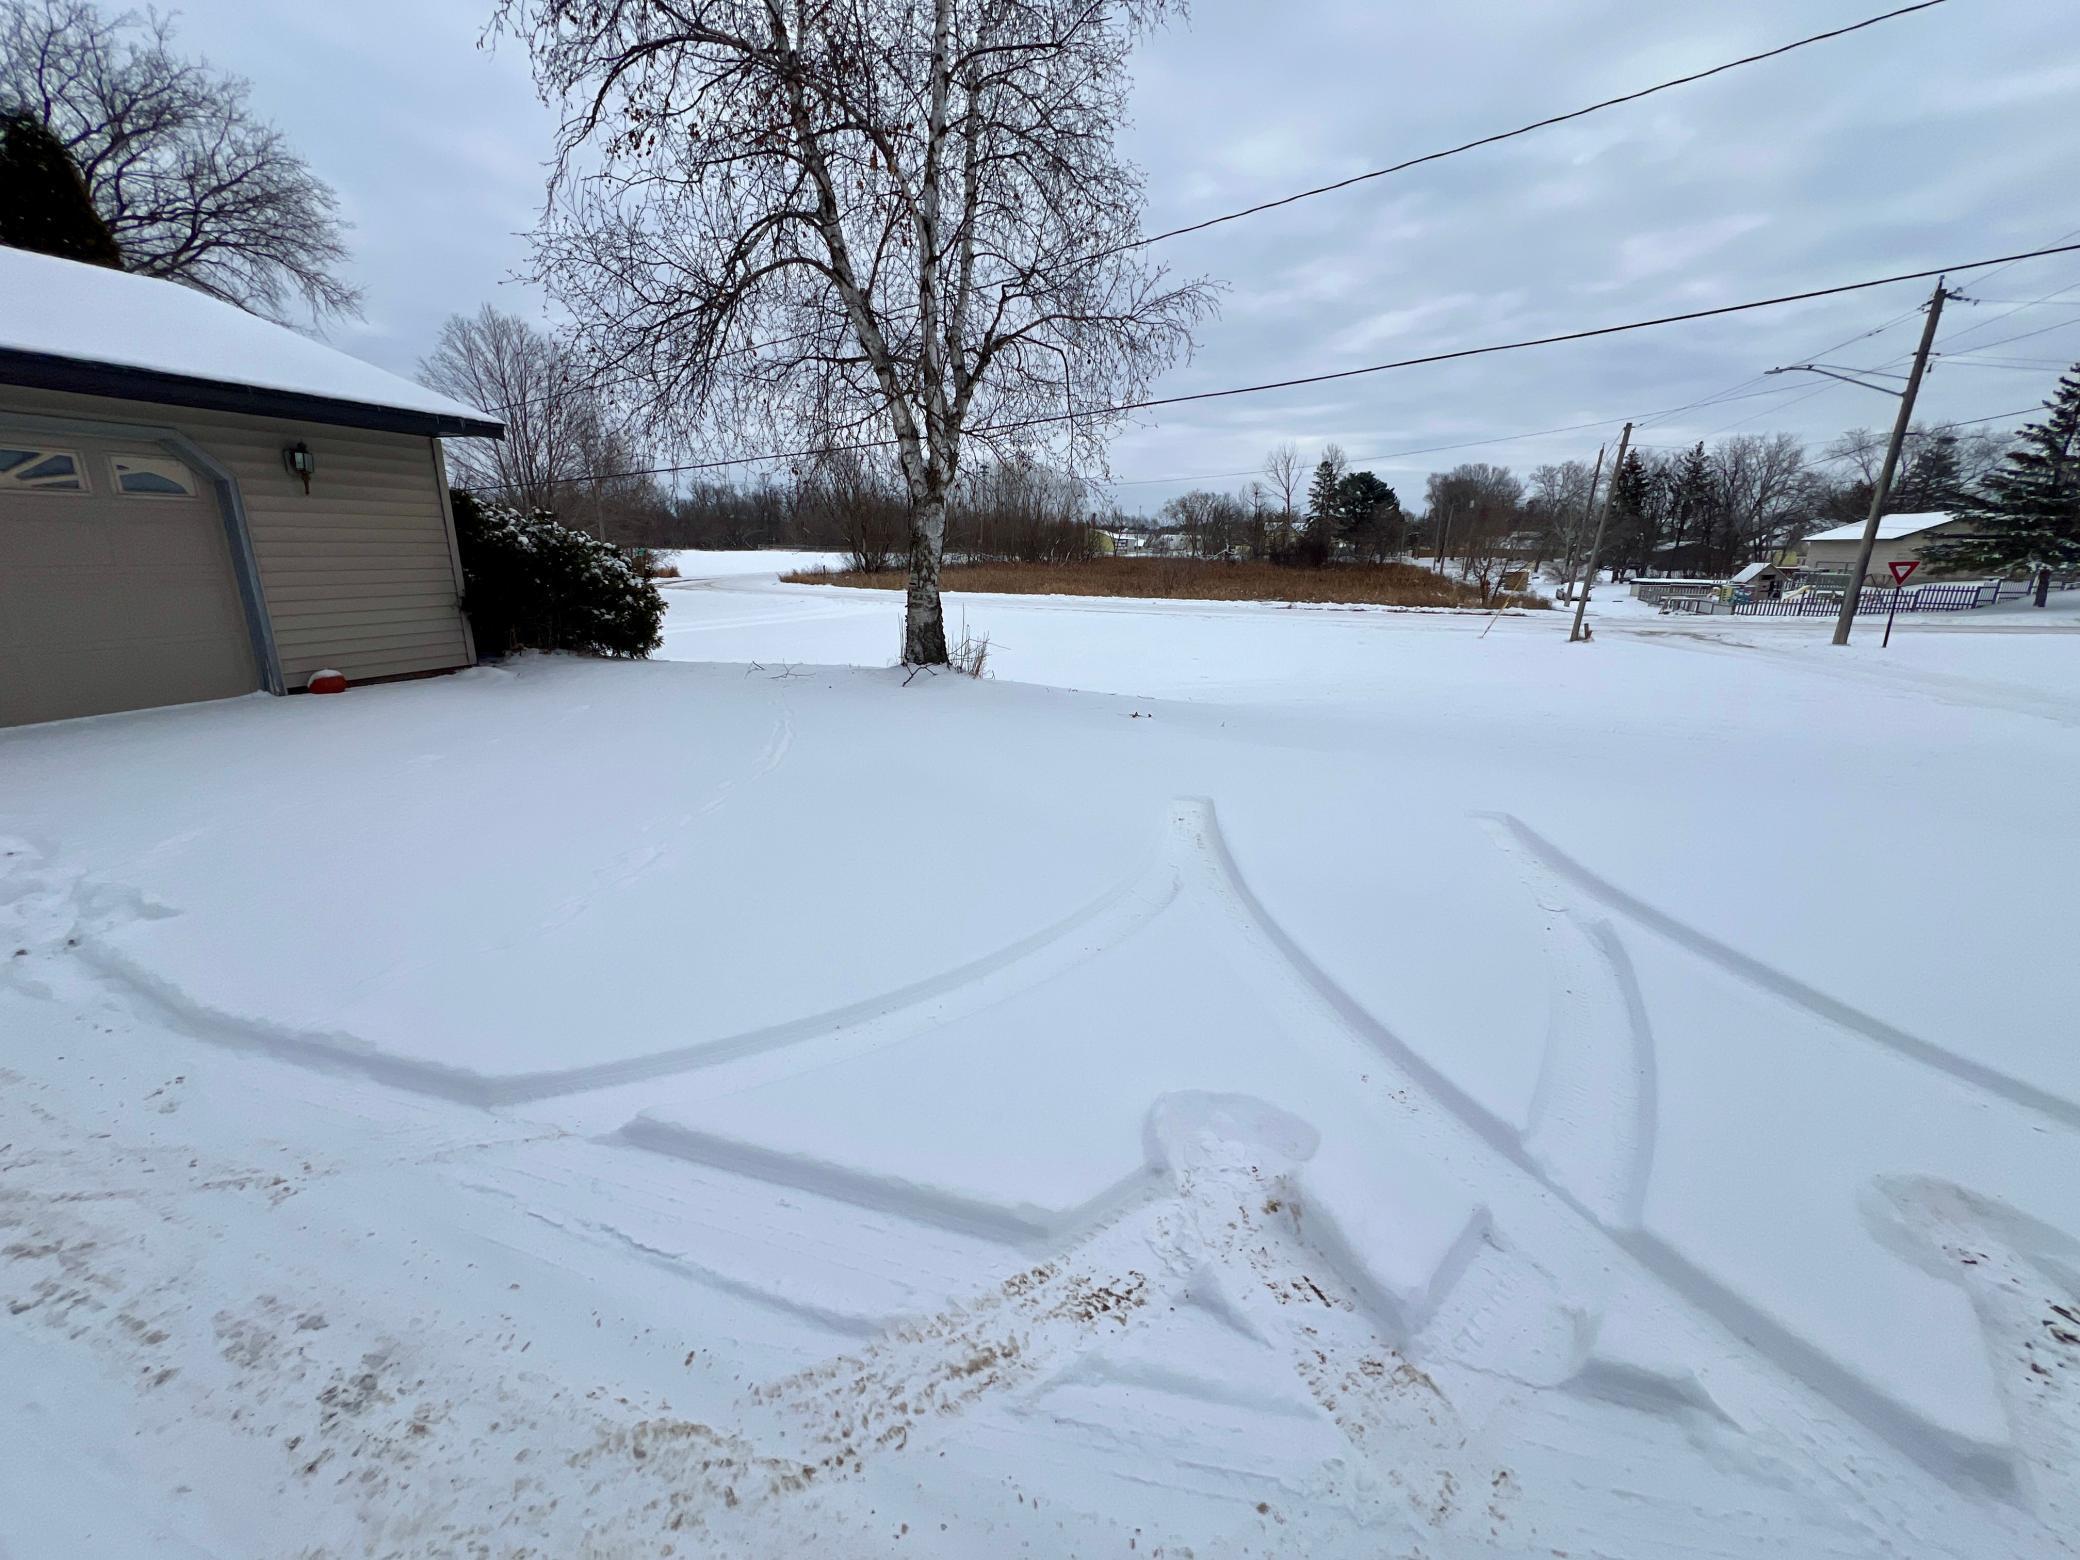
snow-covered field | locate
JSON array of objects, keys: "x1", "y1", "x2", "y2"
[{"x1": 5, "y1": 561, "x2": 2079, "y2": 1557}]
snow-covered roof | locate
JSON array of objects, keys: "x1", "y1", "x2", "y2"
[
  {"x1": 1731, "y1": 562, "x2": 1782, "y2": 583},
  {"x1": 1802, "y1": 512, "x2": 1953, "y2": 545},
  {"x1": 0, "y1": 246, "x2": 502, "y2": 438}
]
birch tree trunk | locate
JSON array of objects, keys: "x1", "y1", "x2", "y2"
[{"x1": 904, "y1": 493, "x2": 951, "y2": 664}]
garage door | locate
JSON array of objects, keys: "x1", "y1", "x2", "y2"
[{"x1": 0, "y1": 437, "x2": 259, "y2": 727}]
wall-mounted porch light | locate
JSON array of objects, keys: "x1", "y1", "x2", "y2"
[{"x1": 283, "y1": 441, "x2": 315, "y2": 495}]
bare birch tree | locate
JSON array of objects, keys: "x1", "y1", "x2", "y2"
[
  {"x1": 0, "y1": 0, "x2": 358, "y2": 322},
  {"x1": 495, "y1": 0, "x2": 1213, "y2": 664},
  {"x1": 1261, "y1": 442, "x2": 1301, "y2": 549}
]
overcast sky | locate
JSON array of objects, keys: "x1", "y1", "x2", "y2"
[{"x1": 163, "y1": 0, "x2": 2080, "y2": 512}]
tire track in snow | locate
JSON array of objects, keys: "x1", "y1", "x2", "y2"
[
  {"x1": 1485, "y1": 812, "x2": 2080, "y2": 1132},
  {"x1": 1175, "y1": 798, "x2": 2029, "y2": 1499},
  {"x1": 69, "y1": 818, "x2": 1179, "y2": 1108},
  {"x1": 490, "y1": 828, "x2": 1178, "y2": 1103},
  {"x1": 535, "y1": 706, "x2": 796, "y2": 934},
  {"x1": 614, "y1": 1112, "x2": 1168, "y2": 1248},
  {"x1": 1619, "y1": 623, "x2": 2080, "y2": 729},
  {"x1": 1478, "y1": 816, "x2": 1659, "y2": 1230}
]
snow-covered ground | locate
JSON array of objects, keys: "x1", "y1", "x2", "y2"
[
  {"x1": 5, "y1": 560, "x2": 2079, "y2": 1557},
  {"x1": 657, "y1": 547, "x2": 851, "y2": 579}
]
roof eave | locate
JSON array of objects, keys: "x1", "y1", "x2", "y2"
[{"x1": 0, "y1": 347, "x2": 506, "y2": 441}]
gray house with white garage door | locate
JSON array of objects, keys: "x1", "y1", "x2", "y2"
[{"x1": 1, "y1": 246, "x2": 503, "y2": 728}]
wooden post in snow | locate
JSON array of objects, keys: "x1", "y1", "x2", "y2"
[{"x1": 1569, "y1": 422, "x2": 1632, "y2": 644}]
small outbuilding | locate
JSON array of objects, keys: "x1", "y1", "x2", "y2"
[
  {"x1": 1730, "y1": 560, "x2": 1790, "y2": 599},
  {"x1": 1, "y1": 247, "x2": 503, "y2": 727}
]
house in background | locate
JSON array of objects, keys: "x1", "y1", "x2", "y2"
[
  {"x1": 1645, "y1": 538, "x2": 1720, "y2": 577},
  {"x1": 1, "y1": 247, "x2": 502, "y2": 728},
  {"x1": 1794, "y1": 512, "x2": 1977, "y2": 584}
]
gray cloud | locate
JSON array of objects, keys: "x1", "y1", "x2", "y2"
[{"x1": 160, "y1": 0, "x2": 2080, "y2": 508}]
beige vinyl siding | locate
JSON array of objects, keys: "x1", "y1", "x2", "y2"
[
  {"x1": 1799, "y1": 523, "x2": 1979, "y2": 582},
  {"x1": 0, "y1": 386, "x2": 473, "y2": 684}
]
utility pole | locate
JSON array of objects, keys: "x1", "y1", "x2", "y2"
[
  {"x1": 1830, "y1": 277, "x2": 1949, "y2": 647},
  {"x1": 1560, "y1": 443, "x2": 1606, "y2": 603},
  {"x1": 1569, "y1": 422, "x2": 1632, "y2": 644}
]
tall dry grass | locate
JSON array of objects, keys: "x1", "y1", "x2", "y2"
[{"x1": 783, "y1": 557, "x2": 1549, "y2": 610}]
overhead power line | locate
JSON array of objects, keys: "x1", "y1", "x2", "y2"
[
  {"x1": 465, "y1": 0, "x2": 1951, "y2": 424},
  {"x1": 1635, "y1": 231, "x2": 2080, "y2": 435},
  {"x1": 990, "y1": 243, "x2": 2080, "y2": 430},
  {"x1": 1645, "y1": 251, "x2": 2078, "y2": 439},
  {"x1": 1938, "y1": 355, "x2": 2077, "y2": 370},
  {"x1": 1933, "y1": 274, "x2": 2080, "y2": 352},
  {"x1": 1934, "y1": 357, "x2": 2079, "y2": 372},
  {"x1": 1940, "y1": 313, "x2": 2080, "y2": 358},
  {"x1": 1118, "y1": 0, "x2": 1949, "y2": 255},
  {"x1": 460, "y1": 240, "x2": 2080, "y2": 494},
  {"x1": 1633, "y1": 304, "x2": 1928, "y2": 432},
  {"x1": 1938, "y1": 404, "x2": 2045, "y2": 429}
]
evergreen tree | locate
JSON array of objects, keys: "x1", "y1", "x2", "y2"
[
  {"x1": 1332, "y1": 469, "x2": 1402, "y2": 559},
  {"x1": 1667, "y1": 442, "x2": 1713, "y2": 552},
  {"x1": 1891, "y1": 431, "x2": 1966, "y2": 513},
  {"x1": 0, "y1": 112, "x2": 122, "y2": 267},
  {"x1": 1305, "y1": 452, "x2": 1345, "y2": 528},
  {"x1": 1603, "y1": 449, "x2": 1656, "y2": 578},
  {"x1": 1920, "y1": 369, "x2": 2080, "y2": 575},
  {"x1": 1298, "y1": 446, "x2": 1346, "y2": 566}
]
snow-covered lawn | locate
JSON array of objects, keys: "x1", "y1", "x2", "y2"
[{"x1": 4, "y1": 569, "x2": 2078, "y2": 1557}]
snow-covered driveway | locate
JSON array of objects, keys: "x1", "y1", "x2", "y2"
[{"x1": 4, "y1": 577, "x2": 2078, "y2": 1556}]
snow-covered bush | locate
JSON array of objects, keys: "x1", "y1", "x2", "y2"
[{"x1": 450, "y1": 491, "x2": 665, "y2": 659}]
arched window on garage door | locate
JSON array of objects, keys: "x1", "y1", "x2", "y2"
[
  {"x1": 0, "y1": 447, "x2": 88, "y2": 492},
  {"x1": 110, "y1": 454, "x2": 199, "y2": 497}
]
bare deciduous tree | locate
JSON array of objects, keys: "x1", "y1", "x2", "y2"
[
  {"x1": 1709, "y1": 432, "x2": 1811, "y2": 570},
  {"x1": 1426, "y1": 462, "x2": 1522, "y2": 602},
  {"x1": 421, "y1": 305, "x2": 665, "y2": 541},
  {"x1": 795, "y1": 448, "x2": 908, "y2": 572},
  {"x1": 1161, "y1": 488, "x2": 1244, "y2": 559},
  {"x1": 421, "y1": 306, "x2": 601, "y2": 514},
  {"x1": 950, "y1": 460, "x2": 1090, "y2": 562},
  {"x1": 1822, "y1": 422, "x2": 2008, "y2": 527},
  {"x1": 496, "y1": 0, "x2": 1214, "y2": 664},
  {"x1": 0, "y1": 0, "x2": 358, "y2": 322},
  {"x1": 1262, "y1": 442, "x2": 1301, "y2": 549}
]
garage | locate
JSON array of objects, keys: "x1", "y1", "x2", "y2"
[
  {"x1": 1, "y1": 246, "x2": 503, "y2": 729},
  {"x1": 0, "y1": 435, "x2": 260, "y2": 725}
]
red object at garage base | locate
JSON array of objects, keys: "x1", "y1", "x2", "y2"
[{"x1": 307, "y1": 669, "x2": 348, "y2": 695}]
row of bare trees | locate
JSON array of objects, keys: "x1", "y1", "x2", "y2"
[
  {"x1": 419, "y1": 308, "x2": 1110, "y2": 568},
  {"x1": 780, "y1": 452, "x2": 1099, "y2": 571},
  {"x1": 421, "y1": 286, "x2": 2024, "y2": 598},
  {"x1": 1588, "y1": 425, "x2": 2007, "y2": 580},
  {"x1": 613, "y1": 455, "x2": 1106, "y2": 570},
  {"x1": 1123, "y1": 421, "x2": 2015, "y2": 591}
]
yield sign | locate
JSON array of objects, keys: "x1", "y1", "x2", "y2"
[{"x1": 1888, "y1": 559, "x2": 1921, "y2": 586}]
